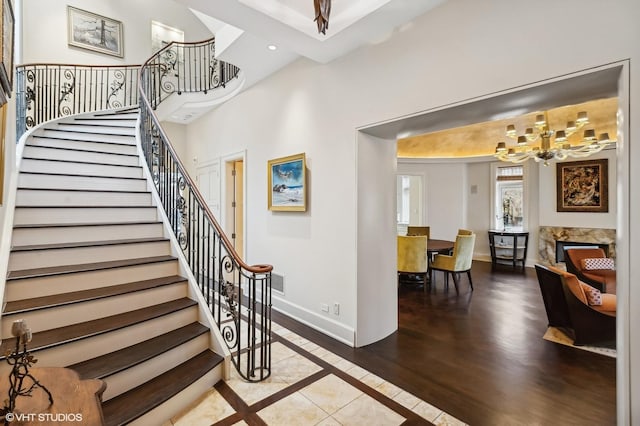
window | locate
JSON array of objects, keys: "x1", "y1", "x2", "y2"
[
  {"x1": 495, "y1": 165, "x2": 524, "y2": 231},
  {"x1": 396, "y1": 174, "x2": 424, "y2": 234}
]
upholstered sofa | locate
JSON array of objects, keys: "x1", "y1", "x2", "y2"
[
  {"x1": 535, "y1": 264, "x2": 616, "y2": 348},
  {"x1": 564, "y1": 248, "x2": 616, "y2": 294}
]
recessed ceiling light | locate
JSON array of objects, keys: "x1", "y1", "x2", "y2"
[{"x1": 267, "y1": 44, "x2": 277, "y2": 51}]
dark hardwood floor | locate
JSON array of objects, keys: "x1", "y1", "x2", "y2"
[{"x1": 273, "y1": 261, "x2": 616, "y2": 426}]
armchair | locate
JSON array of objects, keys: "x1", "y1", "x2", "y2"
[
  {"x1": 535, "y1": 264, "x2": 615, "y2": 348},
  {"x1": 429, "y1": 233, "x2": 476, "y2": 293},
  {"x1": 397, "y1": 236, "x2": 428, "y2": 288},
  {"x1": 407, "y1": 226, "x2": 430, "y2": 239},
  {"x1": 564, "y1": 248, "x2": 616, "y2": 294}
]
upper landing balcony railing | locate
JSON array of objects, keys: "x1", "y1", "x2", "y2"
[
  {"x1": 14, "y1": 37, "x2": 273, "y2": 382},
  {"x1": 15, "y1": 37, "x2": 240, "y2": 140}
]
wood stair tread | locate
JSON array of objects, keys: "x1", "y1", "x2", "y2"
[
  {"x1": 12, "y1": 220, "x2": 162, "y2": 229},
  {"x1": 12, "y1": 236, "x2": 168, "y2": 252},
  {"x1": 40, "y1": 129, "x2": 135, "y2": 138},
  {"x1": 68, "y1": 322, "x2": 209, "y2": 380},
  {"x1": 0, "y1": 298, "x2": 198, "y2": 356},
  {"x1": 17, "y1": 187, "x2": 150, "y2": 193},
  {"x1": 54, "y1": 123, "x2": 136, "y2": 129},
  {"x1": 21, "y1": 156, "x2": 143, "y2": 168},
  {"x1": 24, "y1": 144, "x2": 138, "y2": 157},
  {"x1": 7, "y1": 255, "x2": 176, "y2": 280},
  {"x1": 3, "y1": 275, "x2": 187, "y2": 315},
  {"x1": 102, "y1": 350, "x2": 223, "y2": 426},
  {"x1": 19, "y1": 170, "x2": 145, "y2": 181},
  {"x1": 32, "y1": 135, "x2": 136, "y2": 146},
  {"x1": 15, "y1": 205, "x2": 157, "y2": 209}
]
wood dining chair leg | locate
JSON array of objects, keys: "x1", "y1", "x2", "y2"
[
  {"x1": 467, "y1": 270, "x2": 474, "y2": 290},
  {"x1": 452, "y1": 272, "x2": 460, "y2": 293}
]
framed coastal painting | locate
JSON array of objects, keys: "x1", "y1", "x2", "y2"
[
  {"x1": 556, "y1": 159, "x2": 608, "y2": 213},
  {"x1": 267, "y1": 153, "x2": 306, "y2": 211},
  {"x1": 0, "y1": 0, "x2": 14, "y2": 96},
  {"x1": 67, "y1": 6, "x2": 124, "y2": 58}
]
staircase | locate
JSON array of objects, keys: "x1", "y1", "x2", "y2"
[{"x1": 1, "y1": 109, "x2": 224, "y2": 425}]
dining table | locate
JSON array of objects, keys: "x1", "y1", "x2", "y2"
[{"x1": 427, "y1": 239, "x2": 455, "y2": 258}]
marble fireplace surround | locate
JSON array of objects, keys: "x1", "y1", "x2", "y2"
[{"x1": 539, "y1": 226, "x2": 616, "y2": 265}]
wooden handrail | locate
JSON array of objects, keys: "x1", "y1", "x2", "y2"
[{"x1": 138, "y1": 39, "x2": 271, "y2": 275}]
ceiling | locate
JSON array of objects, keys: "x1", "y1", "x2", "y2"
[
  {"x1": 169, "y1": 1, "x2": 621, "y2": 160},
  {"x1": 174, "y1": 0, "x2": 446, "y2": 86}
]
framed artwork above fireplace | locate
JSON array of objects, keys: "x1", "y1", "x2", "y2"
[{"x1": 556, "y1": 159, "x2": 608, "y2": 213}]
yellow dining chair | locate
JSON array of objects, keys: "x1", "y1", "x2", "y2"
[
  {"x1": 407, "y1": 226, "x2": 430, "y2": 239},
  {"x1": 429, "y1": 233, "x2": 476, "y2": 293},
  {"x1": 397, "y1": 236, "x2": 428, "y2": 288}
]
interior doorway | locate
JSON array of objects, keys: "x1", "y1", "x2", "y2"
[{"x1": 225, "y1": 159, "x2": 244, "y2": 258}]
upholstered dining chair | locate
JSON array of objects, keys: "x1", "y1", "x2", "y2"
[
  {"x1": 397, "y1": 235, "x2": 429, "y2": 288},
  {"x1": 429, "y1": 233, "x2": 476, "y2": 293},
  {"x1": 406, "y1": 226, "x2": 430, "y2": 239},
  {"x1": 457, "y1": 229, "x2": 473, "y2": 235}
]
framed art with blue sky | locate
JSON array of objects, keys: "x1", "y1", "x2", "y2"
[{"x1": 267, "y1": 153, "x2": 307, "y2": 211}]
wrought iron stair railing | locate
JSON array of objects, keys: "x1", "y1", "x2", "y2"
[
  {"x1": 15, "y1": 63, "x2": 140, "y2": 140},
  {"x1": 138, "y1": 38, "x2": 272, "y2": 382},
  {"x1": 13, "y1": 37, "x2": 271, "y2": 382}
]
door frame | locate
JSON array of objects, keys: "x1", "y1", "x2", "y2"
[{"x1": 221, "y1": 150, "x2": 247, "y2": 260}]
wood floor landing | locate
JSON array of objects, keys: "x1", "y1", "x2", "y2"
[{"x1": 274, "y1": 261, "x2": 616, "y2": 426}]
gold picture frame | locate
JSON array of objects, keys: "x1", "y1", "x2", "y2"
[
  {"x1": 267, "y1": 153, "x2": 307, "y2": 211},
  {"x1": 67, "y1": 6, "x2": 124, "y2": 58},
  {"x1": 556, "y1": 159, "x2": 608, "y2": 213}
]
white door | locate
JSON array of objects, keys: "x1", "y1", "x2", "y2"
[{"x1": 196, "y1": 161, "x2": 221, "y2": 220}]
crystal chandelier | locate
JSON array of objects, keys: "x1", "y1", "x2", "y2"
[{"x1": 494, "y1": 111, "x2": 614, "y2": 165}]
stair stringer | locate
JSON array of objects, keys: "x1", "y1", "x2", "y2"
[{"x1": 133, "y1": 115, "x2": 233, "y2": 381}]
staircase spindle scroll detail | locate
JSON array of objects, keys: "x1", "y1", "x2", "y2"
[
  {"x1": 15, "y1": 64, "x2": 140, "y2": 140},
  {"x1": 139, "y1": 38, "x2": 271, "y2": 382}
]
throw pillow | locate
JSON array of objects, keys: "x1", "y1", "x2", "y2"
[
  {"x1": 580, "y1": 282, "x2": 602, "y2": 306},
  {"x1": 581, "y1": 257, "x2": 615, "y2": 271}
]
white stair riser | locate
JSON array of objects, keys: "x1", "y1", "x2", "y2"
[
  {"x1": 30, "y1": 138, "x2": 137, "y2": 155},
  {"x1": 19, "y1": 174, "x2": 147, "y2": 192},
  {"x1": 102, "y1": 334, "x2": 209, "y2": 401},
  {"x1": 20, "y1": 159, "x2": 143, "y2": 179},
  {"x1": 5, "y1": 261, "x2": 179, "y2": 300},
  {"x1": 12, "y1": 223, "x2": 164, "y2": 247},
  {"x1": 37, "y1": 129, "x2": 135, "y2": 144},
  {"x1": 14, "y1": 207, "x2": 158, "y2": 225},
  {"x1": 71, "y1": 119, "x2": 137, "y2": 127},
  {"x1": 16, "y1": 189, "x2": 153, "y2": 207},
  {"x1": 0, "y1": 307, "x2": 199, "y2": 370},
  {"x1": 9, "y1": 240, "x2": 171, "y2": 270},
  {"x1": 129, "y1": 368, "x2": 221, "y2": 426},
  {"x1": 52, "y1": 124, "x2": 136, "y2": 136},
  {"x1": 1, "y1": 282, "x2": 187, "y2": 335},
  {"x1": 22, "y1": 146, "x2": 139, "y2": 166}
]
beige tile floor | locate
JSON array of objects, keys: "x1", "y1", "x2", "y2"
[{"x1": 169, "y1": 321, "x2": 467, "y2": 425}]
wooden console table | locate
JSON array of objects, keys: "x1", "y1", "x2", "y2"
[
  {"x1": 0, "y1": 367, "x2": 105, "y2": 425},
  {"x1": 488, "y1": 230, "x2": 529, "y2": 269}
]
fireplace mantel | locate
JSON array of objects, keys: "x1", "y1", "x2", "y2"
[{"x1": 538, "y1": 226, "x2": 616, "y2": 265}]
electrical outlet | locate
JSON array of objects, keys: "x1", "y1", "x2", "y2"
[
  {"x1": 333, "y1": 302, "x2": 340, "y2": 315},
  {"x1": 321, "y1": 303, "x2": 329, "y2": 313}
]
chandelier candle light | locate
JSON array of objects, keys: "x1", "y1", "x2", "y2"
[{"x1": 494, "y1": 111, "x2": 614, "y2": 165}]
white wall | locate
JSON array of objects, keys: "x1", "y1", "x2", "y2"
[
  {"x1": 161, "y1": 121, "x2": 188, "y2": 163},
  {"x1": 184, "y1": 0, "x2": 639, "y2": 345},
  {"x1": 538, "y1": 148, "x2": 617, "y2": 229},
  {"x1": 185, "y1": 0, "x2": 639, "y2": 418},
  {"x1": 22, "y1": 0, "x2": 210, "y2": 65},
  {"x1": 397, "y1": 161, "x2": 466, "y2": 240}
]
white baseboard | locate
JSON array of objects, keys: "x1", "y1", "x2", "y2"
[{"x1": 272, "y1": 296, "x2": 355, "y2": 346}]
